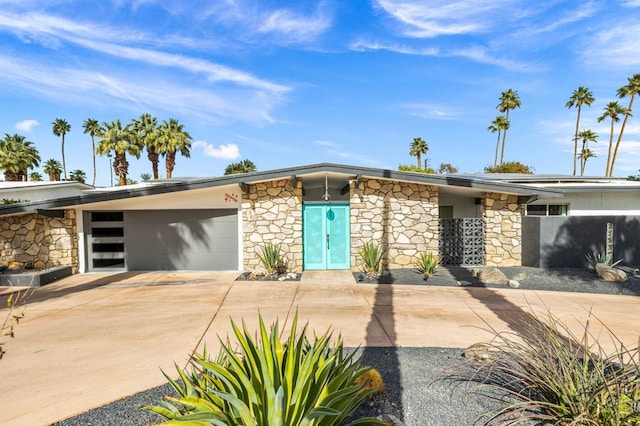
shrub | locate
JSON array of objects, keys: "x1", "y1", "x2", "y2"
[
  {"x1": 484, "y1": 161, "x2": 534, "y2": 174},
  {"x1": 585, "y1": 252, "x2": 622, "y2": 270},
  {"x1": 359, "y1": 242, "x2": 384, "y2": 278},
  {"x1": 415, "y1": 252, "x2": 440, "y2": 277},
  {"x1": 143, "y1": 313, "x2": 386, "y2": 425},
  {"x1": 459, "y1": 308, "x2": 640, "y2": 425},
  {"x1": 256, "y1": 242, "x2": 282, "y2": 276}
]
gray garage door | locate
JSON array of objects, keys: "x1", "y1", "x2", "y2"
[{"x1": 124, "y1": 209, "x2": 238, "y2": 271}]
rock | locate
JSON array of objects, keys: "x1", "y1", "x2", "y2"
[
  {"x1": 376, "y1": 413, "x2": 404, "y2": 426},
  {"x1": 464, "y1": 343, "x2": 493, "y2": 362},
  {"x1": 472, "y1": 266, "x2": 509, "y2": 285},
  {"x1": 508, "y1": 279, "x2": 520, "y2": 288},
  {"x1": 595, "y1": 263, "x2": 627, "y2": 282}
]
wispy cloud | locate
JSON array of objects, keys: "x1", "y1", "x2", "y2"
[
  {"x1": 374, "y1": 0, "x2": 509, "y2": 37},
  {"x1": 400, "y1": 102, "x2": 457, "y2": 120},
  {"x1": 257, "y1": 7, "x2": 332, "y2": 43},
  {"x1": 581, "y1": 20, "x2": 640, "y2": 69},
  {"x1": 15, "y1": 119, "x2": 38, "y2": 132},
  {"x1": 192, "y1": 141, "x2": 241, "y2": 159},
  {"x1": 350, "y1": 39, "x2": 439, "y2": 56}
]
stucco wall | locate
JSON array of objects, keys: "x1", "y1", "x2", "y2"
[
  {"x1": 350, "y1": 178, "x2": 439, "y2": 271},
  {"x1": 241, "y1": 179, "x2": 303, "y2": 273},
  {"x1": 482, "y1": 192, "x2": 523, "y2": 266},
  {"x1": 0, "y1": 210, "x2": 79, "y2": 273}
]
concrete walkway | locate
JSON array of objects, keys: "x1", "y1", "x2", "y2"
[{"x1": 0, "y1": 270, "x2": 638, "y2": 425}]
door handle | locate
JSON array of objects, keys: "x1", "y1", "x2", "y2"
[{"x1": 326, "y1": 234, "x2": 330, "y2": 250}]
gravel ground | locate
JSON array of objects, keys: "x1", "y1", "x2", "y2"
[
  {"x1": 55, "y1": 347, "x2": 513, "y2": 426},
  {"x1": 55, "y1": 267, "x2": 639, "y2": 426},
  {"x1": 355, "y1": 266, "x2": 640, "y2": 296}
]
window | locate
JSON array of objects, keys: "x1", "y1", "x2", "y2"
[{"x1": 526, "y1": 204, "x2": 568, "y2": 216}]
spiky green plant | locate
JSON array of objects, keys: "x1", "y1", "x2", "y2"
[
  {"x1": 459, "y1": 308, "x2": 640, "y2": 425},
  {"x1": 256, "y1": 242, "x2": 282, "y2": 276},
  {"x1": 585, "y1": 252, "x2": 622, "y2": 270},
  {"x1": 143, "y1": 313, "x2": 387, "y2": 425},
  {"x1": 359, "y1": 242, "x2": 384, "y2": 278},
  {"x1": 415, "y1": 252, "x2": 440, "y2": 277}
]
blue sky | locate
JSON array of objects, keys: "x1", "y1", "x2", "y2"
[{"x1": 1, "y1": 0, "x2": 639, "y2": 186}]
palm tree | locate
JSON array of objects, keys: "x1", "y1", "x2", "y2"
[
  {"x1": 566, "y1": 86, "x2": 595, "y2": 175},
  {"x1": 224, "y1": 159, "x2": 257, "y2": 175},
  {"x1": 0, "y1": 134, "x2": 41, "y2": 181},
  {"x1": 488, "y1": 115, "x2": 509, "y2": 167},
  {"x1": 95, "y1": 119, "x2": 142, "y2": 186},
  {"x1": 83, "y1": 118, "x2": 102, "y2": 186},
  {"x1": 140, "y1": 173, "x2": 152, "y2": 181},
  {"x1": 156, "y1": 118, "x2": 192, "y2": 179},
  {"x1": 610, "y1": 74, "x2": 640, "y2": 177},
  {"x1": 131, "y1": 114, "x2": 160, "y2": 179},
  {"x1": 69, "y1": 169, "x2": 87, "y2": 183},
  {"x1": 576, "y1": 129, "x2": 598, "y2": 176},
  {"x1": 43, "y1": 159, "x2": 63, "y2": 181},
  {"x1": 496, "y1": 89, "x2": 521, "y2": 165},
  {"x1": 52, "y1": 118, "x2": 71, "y2": 180},
  {"x1": 409, "y1": 137, "x2": 428, "y2": 169},
  {"x1": 597, "y1": 101, "x2": 630, "y2": 176},
  {"x1": 29, "y1": 172, "x2": 43, "y2": 181}
]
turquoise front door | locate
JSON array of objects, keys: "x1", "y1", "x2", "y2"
[{"x1": 303, "y1": 204, "x2": 350, "y2": 270}]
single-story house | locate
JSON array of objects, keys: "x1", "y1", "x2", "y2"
[{"x1": 0, "y1": 163, "x2": 638, "y2": 275}]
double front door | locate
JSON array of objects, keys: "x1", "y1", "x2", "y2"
[{"x1": 303, "y1": 204, "x2": 350, "y2": 270}]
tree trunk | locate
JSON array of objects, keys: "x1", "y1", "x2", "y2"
[
  {"x1": 91, "y1": 136, "x2": 96, "y2": 186},
  {"x1": 148, "y1": 149, "x2": 159, "y2": 179},
  {"x1": 166, "y1": 152, "x2": 175, "y2": 179},
  {"x1": 115, "y1": 153, "x2": 128, "y2": 186},
  {"x1": 609, "y1": 95, "x2": 635, "y2": 177},
  {"x1": 500, "y1": 110, "x2": 510, "y2": 165},
  {"x1": 494, "y1": 130, "x2": 501, "y2": 167},
  {"x1": 61, "y1": 134, "x2": 67, "y2": 181},
  {"x1": 605, "y1": 120, "x2": 615, "y2": 177},
  {"x1": 572, "y1": 107, "x2": 581, "y2": 176}
]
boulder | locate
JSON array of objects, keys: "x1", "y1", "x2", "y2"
[
  {"x1": 595, "y1": 263, "x2": 627, "y2": 282},
  {"x1": 508, "y1": 279, "x2": 520, "y2": 288},
  {"x1": 472, "y1": 266, "x2": 509, "y2": 285},
  {"x1": 464, "y1": 343, "x2": 493, "y2": 362}
]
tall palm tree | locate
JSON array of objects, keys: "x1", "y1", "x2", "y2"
[
  {"x1": 52, "y1": 118, "x2": 71, "y2": 180},
  {"x1": 409, "y1": 137, "x2": 428, "y2": 169},
  {"x1": 576, "y1": 129, "x2": 598, "y2": 176},
  {"x1": 610, "y1": 74, "x2": 640, "y2": 177},
  {"x1": 95, "y1": 119, "x2": 142, "y2": 186},
  {"x1": 130, "y1": 114, "x2": 161, "y2": 179},
  {"x1": 156, "y1": 118, "x2": 192, "y2": 179},
  {"x1": 224, "y1": 159, "x2": 257, "y2": 175},
  {"x1": 566, "y1": 86, "x2": 595, "y2": 175},
  {"x1": 597, "y1": 101, "x2": 630, "y2": 177},
  {"x1": 488, "y1": 115, "x2": 509, "y2": 167},
  {"x1": 43, "y1": 159, "x2": 63, "y2": 181},
  {"x1": 83, "y1": 118, "x2": 102, "y2": 186},
  {"x1": 496, "y1": 89, "x2": 521, "y2": 165},
  {"x1": 0, "y1": 134, "x2": 41, "y2": 181}
]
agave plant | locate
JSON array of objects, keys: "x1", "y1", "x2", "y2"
[
  {"x1": 415, "y1": 252, "x2": 440, "y2": 277},
  {"x1": 256, "y1": 242, "x2": 282, "y2": 276},
  {"x1": 143, "y1": 313, "x2": 387, "y2": 425},
  {"x1": 585, "y1": 251, "x2": 622, "y2": 271},
  {"x1": 359, "y1": 242, "x2": 384, "y2": 278}
]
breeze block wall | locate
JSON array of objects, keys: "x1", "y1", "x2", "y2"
[
  {"x1": 0, "y1": 210, "x2": 79, "y2": 273},
  {"x1": 482, "y1": 192, "x2": 523, "y2": 266},
  {"x1": 241, "y1": 179, "x2": 303, "y2": 273},
  {"x1": 350, "y1": 178, "x2": 439, "y2": 271}
]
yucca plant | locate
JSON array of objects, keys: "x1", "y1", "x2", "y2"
[
  {"x1": 415, "y1": 252, "x2": 440, "y2": 278},
  {"x1": 256, "y1": 242, "x2": 282, "y2": 276},
  {"x1": 143, "y1": 313, "x2": 387, "y2": 425},
  {"x1": 359, "y1": 242, "x2": 384, "y2": 278},
  {"x1": 459, "y1": 308, "x2": 640, "y2": 425},
  {"x1": 585, "y1": 251, "x2": 622, "y2": 271}
]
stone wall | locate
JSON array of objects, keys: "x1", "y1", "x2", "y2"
[
  {"x1": 0, "y1": 210, "x2": 79, "y2": 273},
  {"x1": 482, "y1": 192, "x2": 523, "y2": 266},
  {"x1": 241, "y1": 179, "x2": 303, "y2": 273},
  {"x1": 350, "y1": 178, "x2": 439, "y2": 271}
]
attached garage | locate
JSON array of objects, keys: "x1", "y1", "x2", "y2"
[{"x1": 86, "y1": 209, "x2": 238, "y2": 271}]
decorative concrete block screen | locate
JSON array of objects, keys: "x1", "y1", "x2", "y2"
[{"x1": 439, "y1": 218, "x2": 484, "y2": 265}]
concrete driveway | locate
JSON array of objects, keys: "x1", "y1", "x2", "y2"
[{"x1": 0, "y1": 270, "x2": 638, "y2": 425}]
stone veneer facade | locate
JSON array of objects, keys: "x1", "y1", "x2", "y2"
[
  {"x1": 0, "y1": 210, "x2": 79, "y2": 273},
  {"x1": 241, "y1": 178, "x2": 304, "y2": 272},
  {"x1": 350, "y1": 178, "x2": 439, "y2": 270},
  {"x1": 482, "y1": 192, "x2": 523, "y2": 266}
]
